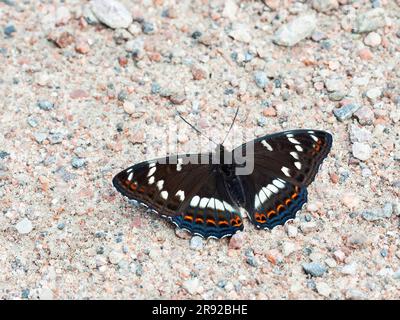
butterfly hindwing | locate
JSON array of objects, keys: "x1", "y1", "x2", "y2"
[
  {"x1": 171, "y1": 172, "x2": 244, "y2": 239},
  {"x1": 234, "y1": 130, "x2": 332, "y2": 229}
]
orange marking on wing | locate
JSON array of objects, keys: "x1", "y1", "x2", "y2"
[
  {"x1": 138, "y1": 186, "x2": 145, "y2": 193},
  {"x1": 267, "y1": 210, "x2": 276, "y2": 218},
  {"x1": 129, "y1": 182, "x2": 137, "y2": 191},
  {"x1": 231, "y1": 217, "x2": 243, "y2": 227},
  {"x1": 206, "y1": 218, "x2": 216, "y2": 226},
  {"x1": 218, "y1": 220, "x2": 229, "y2": 226},
  {"x1": 277, "y1": 204, "x2": 285, "y2": 213},
  {"x1": 291, "y1": 192, "x2": 298, "y2": 199},
  {"x1": 285, "y1": 198, "x2": 292, "y2": 206},
  {"x1": 184, "y1": 215, "x2": 193, "y2": 222},
  {"x1": 195, "y1": 217, "x2": 204, "y2": 224},
  {"x1": 254, "y1": 212, "x2": 266, "y2": 223}
]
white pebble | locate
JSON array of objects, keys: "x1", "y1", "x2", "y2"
[{"x1": 15, "y1": 218, "x2": 33, "y2": 234}]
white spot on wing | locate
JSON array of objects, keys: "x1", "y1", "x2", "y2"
[
  {"x1": 215, "y1": 199, "x2": 225, "y2": 211},
  {"x1": 262, "y1": 187, "x2": 272, "y2": 198},
  {"x1": 161, "y1": 191, "x2": 168, "y2": 200},
  {"x1": 126, "y1": 168, "x2": 133, "y2": 173},
  {"x1": 267, "y1": 184, "x2": 279, "y2": 194},
  {"x1": 175, "y1": 190, "x2": 185, "y2": 201},
  {"x1": 199, "y1": 197, "x2": 209, "y2": 208},
  {"x1": 295, "y1": 145, "x2": 303, "y2": 152},
  {"x1": 190, "y1": 196, "x2": 200, "y2": 207},
  {"x1": 290, "y1": 151, "x2": 299, "y2": 159},
  {"x1": 310, "y1": 134, "x2": 318, "y2": 142},
  {"x1": 258, "y1": 189, "x2": 267, "y2": 205},
  {"x1": 208, "y1": 198, "x2": 216, "y2": 209},
  {"x1": 149, "y1": 162, "x2": 156, "y2": 168},
  {"x1": 261, "y1": 140, "x2": 273, "y2": 151},
  {"x1": 147, "y1": 167, "x2": 156, "y2": 177},
  {"x1": 273, "y1": 179, "x2": 285, "y2": 189},
  {"x1": 128, "y1": 172, "x2": 133, "y2": 181},
  {"x1": 288, "y1": 137, "x2": 300, "y2": 144},
  {"x1": 281, "y1": 166, "x2": 291, "y2": 177},
  {"x1": 148, "y1": 176, "x2": 155, "y2": 184},
  {"x1": 223, "y1": 201, "x2": 234, "y2": 212},
  {"x1": 254, "y1": 194, "x2": 261, "y2": 209},
  {"x1": 294, "y1": 162, "x2": 302, "y2": 169},
  {"x1": 156, "y1": 180, "x2": 164, "y2": 190},
  {"x1": 176, "y1": 158, "x2": 183, "y2": 171}
]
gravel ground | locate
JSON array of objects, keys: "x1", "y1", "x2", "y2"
[{"x1": 0, "y1": 0, "x2": 399, "y2": 300}]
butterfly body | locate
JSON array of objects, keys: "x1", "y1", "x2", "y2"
[{"x1": 113, "y1": 129, "x2": 332, "y2": 239}]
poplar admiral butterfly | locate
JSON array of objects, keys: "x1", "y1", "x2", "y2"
[{"x1": 113, "y1": 126, "x2": 332, "y2": 239}]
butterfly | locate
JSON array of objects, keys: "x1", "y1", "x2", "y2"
[{"x1": 113, "y1": 129, "x2": 332, "y2": 239}]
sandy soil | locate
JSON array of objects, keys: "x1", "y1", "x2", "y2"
[{"x1": 0, "y1": 0, "x2": 399, "y2": 299}]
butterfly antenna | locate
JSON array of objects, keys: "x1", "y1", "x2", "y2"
[
  {"x1": 176, "y1": 111, "x2": 219, "y2": 146},
  {"x1": 221, "y1": 105, "x2": 239, "y2": 145}
]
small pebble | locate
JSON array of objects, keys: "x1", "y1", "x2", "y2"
[
  {"x1": 108, "y1": 250, "x2": 123, "y2": 264},
  {"x1": 182, "y1": 278, "x2": 200, "y2": 295},
  {"x1": 21, "y1": 289, "x2": 30, "y2": 299},
  {"x1": 366, "y1": 87, "x2": 381, "y2": 100},
  {"x1": 71, "y1": 157, "x2": 86, "y2": 169},
  {"x1": 302, "y1": 262, "x2": 327, "y2": 277},
  {"x1": 273, "y1": 14, "x2": 317, "y2": 47},
  {"x1": 4, "y1": 24, "x2": 16, "y2": 37},
  {"x1": 316, "y1": 282, "x2": 332, "y2": 298},
  {"x1": 191, "y1": 31, "x2": 202, "y2": 39},
  {"x1": 91, "y1": 0, "x2": 132, "y2": 29},
  {"x1": 15, "y1": 218, "x2": 33, "y2": 234},
  {"x1": 254, "y1": 71, "x2": 268, "y2": 89},
  {"x1": 333, "y1": 104, "x2": 360, "y2": 121},
  {"x1": 341, "y1": 262, "x2": 357, "y2": 275},
  {"x1": 189, "y1": 236, "x2": 204, "y2": 250},
  {"x1": 142, "y1": 22, "x2": 155, "y2": 34},
  {"x1": 37, "y1": 100, "x2": 54, "y2": 111},
  {"x1": 354, "y1": 8, "x2": 387, "y2": 33},
  {"x1": 364, "y1": 32, "x2": 381, "y2": 47},
  {"x1": 352, "y1": 142, "x2": 372, "y2": 161},
  {"x1": 229, "y1": 232, "x2": 245, "y2": 250},
  {"x1": 151, "y1": 83, "x2": 161, "y2": 94},
  {"x1": 0, "y1": 151, "x2": 10, "y2": 159}
]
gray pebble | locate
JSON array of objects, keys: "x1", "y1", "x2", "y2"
[
  {"x1": 21, "y1": 289, "x2": 29, "y2": 299},
  {"x1": 0, "y1": 151, "x2": 10, "y2": 159},
  {"x1": 302, "y1": 262, "x2": 327, "y2": 277},
  {"x1": 57, "y1": 222, "x2": 66, "y2": 230},
  {"x1": 246, "y1": 256, "x2": 258, "y2": 267},
  {"x1": 362, "y1": 203, "x2": 393, "y2": 221},
  {"x1": 33, "y1": 132, "x2": 47, "y2": 144},
  {"x1": 354, "y1": 8, "x2": 387, "y2": 33},
  {"x1": 190, "y1": 236, "x2": 204, "y2": 250},
  {"x1": 48, "y1": 132, "x2": 64, "y2": 144},
  {"x1": 151, "y1": 82, "x2": 161, "y2": 94},
  {"x1": 333, "y1": 103, "x2": 360, "y2": 121},
  {"x1": 27, "y1": 116, "x2": 38, "y2": 128},
  {"x1": 254, "y1": 71, "x2": 268, "y2": 89},
  {"x1": 37, "y1": 100, "x2": 54, "y2": 111},
  {"x1": 257, "y1": 116, "x2": 266, "y2": 127},
  {"x1": 142, "y1": 22, "x2": 155, "y2": 34},
  {"x1": 71, "y1": 157, "x2": 86, "y2": 169},
  {"x1": 118, "y1": 90, "x2": 128, "y2": 102},
  {"x1": 4, "y1": 24, "x2": 16, "y2": 37}
]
